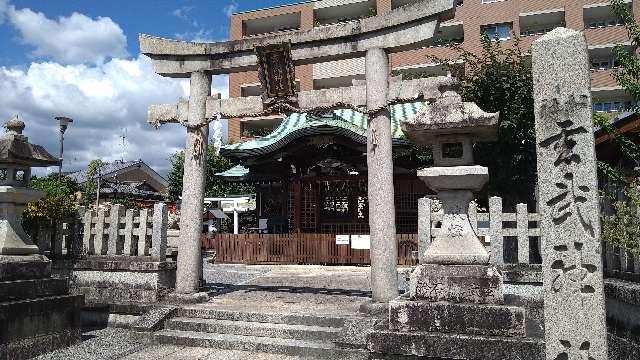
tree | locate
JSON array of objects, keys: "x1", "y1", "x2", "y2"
[
  {"x1": 23, "y1": 174, "x2": 79, "y2": 242},
  {"x1": 397, "y1": 36, "x2": 537, "y2": 208},
  {"x1": 166, "y1": 146, "x2": 253, "y2": 202},
  {"x1": 611, "y1": 0, "x2": 640, "y2": 104},
  {"x1": 81, "y1": 159, "x2": 103, "y2": 206},
  {"x1": 598, "y1": 0, "x2": 640, "y2": 253}
]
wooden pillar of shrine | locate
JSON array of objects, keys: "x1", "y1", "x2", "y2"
[{"x1": 293, "y1": 179, "x2": 303, "y2": 233}]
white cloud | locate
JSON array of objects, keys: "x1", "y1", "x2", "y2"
[
  {"x1": 0, "y1": 55, "x2": 228, "y2": 177},
  {"x1": 223, "y1": 1, "x2": 239, "y2": 18},
  {"x1": 175, "y1": 29, "x2": 216, "y2": 43},
  {"x1": 5, "y1": 4, "x2": 127, "y2": 64},
  {"x1": 0, "y1": 3, "x2": 231, "y2": 177},
  {"x1": 171, "y1": 6, "x2": 198, "y2": 27},
  {"x1": 0, "y1": 0, "x2": 7, "y2": 24}
]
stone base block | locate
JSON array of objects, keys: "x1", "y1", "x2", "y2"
[
  {"x1": 53, "y1": 258, "x2": 176, "y2": 305},
  {"x1": 0, "y1": 277, "x2": 68, "y2": 302},
  {"x1": 368, "y1": 330, "x2": 544, "y2": 360},
  {"x1": 0, "y1": 294, "x2": 83, "y2": 360},
  {"x1": 409, "y1": 264, "x2": 503, "y2": 304},
  {"x1": 389, "y1": 298, "x2": 525, "y2": 337},
  {"x1": 359, "y1": 299, "x2": 389, "y2": 318},
  {"x1": 0, "y1": 255, "x2": 51, "y2": 281},
  {"x1": 165, "y1": 291, "x2": 209, "y2": 304},
  {"x1": 500, "y1": 264, "x2": 542, "y2": 284}
]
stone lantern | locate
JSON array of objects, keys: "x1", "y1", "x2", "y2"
[
  {"x1": 402, "y1": 85, "x2": 499, "y2": 266},
  {"x1": 400, "y1": 83, "x2": 504, "y2": 304},
  {"x1": 0, "y1": 116, "x2": 60, "y2": 255},
  {"x1": 366, "y1": 83, "x2": 539, "y2": 360}
]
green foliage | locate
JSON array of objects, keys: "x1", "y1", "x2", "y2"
[
  {"x1": 167, "y1": 151, "x2": 185, "y2": 201},
  {"x1": 598, "y1": 1, "x2": 640, "y2": 252},
  {"x1": 82, "y1": 159, "x2": 103, "y2": 205},
  {"x1": 398, "y1": 36, "x2": 537, "y2": 207},
  {"x1": 611, "y1": 0, "x2": 640, "y2": 104},
  {"x1": 23, "y1": 174, "x2": 79, "y2": 236},
  {"x1": 393, "y1": 145, "x2": 433, "y2": 169},
  {"x1": 602, "y1": 181, "x2": 640, "y2": 254},
  {"x1": 110, "y1": 198, "x2": 144, "y2": 210},
  {"x1": 166, "y1": 146, "x2": 254, "y2": 202}
]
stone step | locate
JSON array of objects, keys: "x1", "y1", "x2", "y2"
[
  {"x1": 0, "y1": 278, "x2": 69, "y2": 302},
  {"x1": 1, "y1": 294, "x2": 84, "y2": 360},
  {"x1": 155, "y1": 329, "x2": 369, "y2": 360},
  {"x1": 176, "y1": 307, "x2": 350, "y2": 328},
  {"x1": 166, "y1": 317, "x2": 342, "y2": 342},
  {"x1": 368, "y1": 330, "x2": 545, "y2": 360}
]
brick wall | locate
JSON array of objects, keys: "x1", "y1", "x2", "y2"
[{"x1": 227, "y1": 0, "x2": 640, "y2": 142}]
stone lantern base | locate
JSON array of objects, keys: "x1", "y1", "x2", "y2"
[{"x1": 0, "y1": 255, "x2": 83, "y2": 360}]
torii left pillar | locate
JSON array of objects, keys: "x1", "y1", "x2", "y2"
[{"x1": 174, "y1": 71, "x2": 211, "y2": 301}]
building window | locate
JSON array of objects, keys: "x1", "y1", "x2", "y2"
[
  {"x1": 587, "y1": 19, "x2": 624, "y2": 29},
  {"x1": 590, "y1": 58, "x2": 618, "y2": 71},
  {"x1": 481, "y1": 23, "x2": 512, "y2": 41},
  {"x1": 593, "y1": 101, "x2": 634, "y2": 113},
  {"x1": 520, "y1": 27, "x2": 554, "y2": 37},
  {"x1": 240, "y1": 117, "x2": 283, "y2": 138}
]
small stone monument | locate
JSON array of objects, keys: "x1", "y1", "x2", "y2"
[
  {"x1": 368, "y1": 85, "x2": 544, "y2": 359},
  {"x1": 0, "y1": 116, "x2": 83, "y2": 359}
]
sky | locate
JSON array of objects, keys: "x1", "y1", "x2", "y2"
[{"x1": 0, "y1": 0, "x2": 297, "y2": 177}]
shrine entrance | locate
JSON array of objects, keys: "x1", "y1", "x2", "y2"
[
  {"x1": 142, "y1": 0, "x2": 458, "y2": 302},
  {"x1": 219, "y1": 105, "x2": 431, "y2": 236}
]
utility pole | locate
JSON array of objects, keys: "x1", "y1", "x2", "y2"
[
  {"x1": 54, "y1": 117, "x2": 73, "y2": 177},
  {"x1": 95, "y1": 166, "x2": 101, "y2": 209},
  {"x1": 121, "y1": 128, "x2": 127, "y2": 162}
]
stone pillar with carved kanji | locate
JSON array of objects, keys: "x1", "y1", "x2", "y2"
[{"x1": 532, "y1": 28, "x2": 607, "y2": 360}]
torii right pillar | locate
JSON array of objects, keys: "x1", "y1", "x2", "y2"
[
  {"x1": 366, "y1": 47, "x2": 399, "y2": 303},
  {"x1": 532, "y1": 28, "x2": 607, "y2": 360}
]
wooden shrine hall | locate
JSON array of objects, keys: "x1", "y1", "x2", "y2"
[{"x1": 218, "y1": 102, "x2": 433, "y2": 235}]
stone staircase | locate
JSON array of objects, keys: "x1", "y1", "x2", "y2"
[{"x1": 155, "y1": 307, "x2": 370, "y2": 359}]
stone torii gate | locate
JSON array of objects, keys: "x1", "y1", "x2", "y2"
[{"x1": 141, "y1": 0, "x2": 457, "y2": 303}]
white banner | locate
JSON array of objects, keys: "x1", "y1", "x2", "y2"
[
  {"x1": 350, "y1": 235, "x2": 370, "y2": 250},
  {"x1": 335, "y1": 235, "x2": 350, "y2": 245}
]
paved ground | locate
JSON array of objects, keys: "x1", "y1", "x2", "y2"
[
  {"x1": 201, "y1": 263, "x2": 373, "y2": 316},
  {"x1": 37, "y1": 263, "x2": 378, "y2": 360}
]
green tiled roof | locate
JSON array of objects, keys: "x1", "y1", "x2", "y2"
[
  {"x1": 221, "y1": 102, "x2": 426, "y2": 158},
  {"x1": 214, "y1": 165, "x2": 249, "y2": 179}
]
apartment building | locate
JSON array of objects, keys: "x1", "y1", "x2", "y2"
[{"x1": 228, "y1": 0, "x2": 639, "y2": 142}]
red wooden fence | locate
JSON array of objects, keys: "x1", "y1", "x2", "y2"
[{"x1": 202, "y1": 233, "x2": 418, "y2": 266}]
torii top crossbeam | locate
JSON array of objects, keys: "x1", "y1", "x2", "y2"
[{"x1": 140, "y1": 0, "x2": 455, "y2": 77}]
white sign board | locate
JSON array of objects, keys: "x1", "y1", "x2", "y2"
[
  {"x1": 351, "y1": 235, "x2": 371, "y2": 250},
  {"x1": 336, "y1": 235, "x2": 350, "y2": 245}
]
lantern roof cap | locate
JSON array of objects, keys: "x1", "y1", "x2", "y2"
[{"x1": 0, "y1": 115, "x2": 60, "y2": 167}]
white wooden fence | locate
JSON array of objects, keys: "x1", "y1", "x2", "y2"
[
  {"x1": 43, "y1": 203, "x2": 168, "y2": 261},
  {"x1": 418, "y1": 196, "x2": 541, "y2": 266},
  {"x1": 82, "y1": 203, "x2": 168, "y2": 260}
]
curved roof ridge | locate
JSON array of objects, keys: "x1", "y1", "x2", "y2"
[{"x1": 221, "y1": 102, "x2": 427, "y2": 158}]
